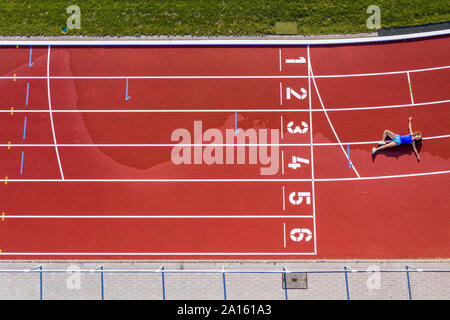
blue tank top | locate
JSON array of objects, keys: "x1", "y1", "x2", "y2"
[{"x1": 400, "y1": 134, "x2": 413, "y2": 144}]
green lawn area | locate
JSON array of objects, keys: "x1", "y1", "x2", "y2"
[{"x1": 0, "y1": 0, "x2": 448, "y2": 36}]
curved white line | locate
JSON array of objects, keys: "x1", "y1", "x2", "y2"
[
  {"x1": 316, "y1": 170, "x2": 450, "y2": 181},
  {"x1": 314, "y1": 65, "x2": 450, "y2": 79},
  {"x1": 314, "y1": 99, "x2": 450, "y2": 112},
  {"x1": 1, "y1": 170, "x2": 449, "y2": 182},
  {"x1": 310, "y1": 61, "x2": 361, "y2": 178},
  {"x1": 47, "y1": 46, "x2": 65, "y2": 180}
]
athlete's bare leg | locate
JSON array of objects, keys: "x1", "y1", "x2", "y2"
[
  {"x1": 382, "y1": 130, "x2": 397, "y2": 141},
  {"x1": 373, "y1": 141, "x2": 398, "y2": 153}
]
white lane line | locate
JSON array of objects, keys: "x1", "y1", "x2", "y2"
[
  {"x1": 280, "y1": 115, "x2": 284, "y2": 139},
  {"x1": 3, "y1": 133, "x2": 448, "y2": 148},
  {"x1": 421, "y1": 134, "x2": 450, "y2": 140},
  {"x1": 0, "y1": 252, "x2": 317, "y2": 256},
  {"x1": 2, "y1": 75, "x2": 312, "y2": 79},
  {"x1": 279, "y1": 49, "x2": 282, "y2": 72},
  {"x1": 313, "y1": 65, "x2": 450, "y2": 78},
  {"x1": 282, "y1": 186, "x2": 286, "y2": 211},
  {"x1": 281, "y1": 150, "x2": 285, "y2": 175},
  {"x1": 1, "y1": 170, "x2": 449, "y2": 182},
  {"x1": 407, "y1": 72, "x2": 415, "y2": 105},
  {"x1": 0, "y1": 178, "x2": 314, "y2": 182},
  {"x1": 308, "y1": 44, "x2": 318, "y2": 255},
  {"x1": 2, "y1": 99, "x2": 447, "y2": 113},
  {"x1": 1, "y1": 65, "x2": 447, "y2": 80},
  {"x1": 316, "y1": 170, "x2": 450, "y2": 181},
  {"x1": 2, "y1": 215, "x2": 315, "y2": 219},
  {"x1": 47, "y1": 46, "x2": 65, "y2": 180},
  {"x1": 318, "y1": 99, "x2": 449, "y2": 112},
  {"x1": 283, "y1": 223, "x2": 286, "y2": 248},
  {"x1": 280, "y1": 82, "x2": 283, "y2": 106},
  {"x1": 310, "y1": 63, "x2": 361, "y2": 178}
]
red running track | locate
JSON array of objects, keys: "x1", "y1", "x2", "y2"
[{"x1": 0, "y1": 37, "x2": 449, "y2": 259}]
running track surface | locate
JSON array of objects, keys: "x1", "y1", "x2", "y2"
[{"x1": 0, "y1": 36, "x2": 449, "y2": 259}]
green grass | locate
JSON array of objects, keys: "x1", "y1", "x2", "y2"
[{"x1": 0, "y1": 0, "x2": 448, "y2": 36}]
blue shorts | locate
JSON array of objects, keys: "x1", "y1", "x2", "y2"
[{"x1": 393, "y1": 135, "x2": 402, "y2": 145}]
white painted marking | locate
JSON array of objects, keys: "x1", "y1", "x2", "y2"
[
  {"x1": 310, "y1": 63, "x2": 361, "y2": 178},
  {"x1": 313, "y1": 65, "x2": 450, "y2": 78},
  {"x1": 279, "y1": 49, "x2": 282, "y2": 72},
  {"x1": 3, "y1": 215, "x2": 314, "y2": 219},
  {"x1": 287, "y1": 121, "x2": 309, "y2": 134},
  {"x1": 280, "y1": 82, "x2": 283, "y2": 105},
  {"x1": 307, "y1": 44, "x2": 317, "y2": 255},
  {"x1": 0, "y1": 252, "x2": 318, "y2": 256},
  {"x1": 0, "y1": 65, "x2": 446, "y2": 80},
  {"x1": 290, "y1": 228, "x2": 312, "y2": 242},
  {"x1": 280, "y1": 115, "x2": 284, "y2": 139},
  {"x1": 288, "y1": 156, "x2": 310, "y2": 169},
  {"x1": 286, "y1": 87, "x2": 307, "y2": 100},
  {"x1": 0, "y1": 169, "x2": 449, "y2": 183},
  {"x1": 289, "y1": 192, "x2": 311, "y2": 205},
  {"x1": 1, "y1": 132, "x2": 449, "y2": 148},
  {"x1": 407, "y1": 71, "x2": 415, "y2": 105},
  {"x1": 285, "y1": 57, "x2": 306, "y2": 64},
  {"x1": 0, "y1": 99, "x2": 448, "y2": 113},
  {"x1": 47, "y1": 46, "x2": 65, "y2": 180}
]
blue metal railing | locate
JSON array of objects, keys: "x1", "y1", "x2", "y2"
[{"x1": 1, "y1": 266, "x2": 448, "y2": 300}]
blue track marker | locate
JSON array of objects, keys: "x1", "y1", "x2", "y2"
[
  {"x1": 161, "y1": 266, "x2": 166, "y2": 300},
  {"x1": 235, "y1": 112, "x2": 238, "y2": 134},
  {"x1": 26, "y1": 82, "x2": 30, "y2": 106},
  {"x1": 406, "y1": 266, "x2": 412, "y2": 300},
  {"x1": 125, "y1": 78, "x2": 130, "y2": 101},
  {"x1": 222, "y1": 272, "x2": 227, "y2": 300},
  {"x1": 23, "y1": 116, "x2": 27, "y2": 140},
  {"x1": 347, "y1": 144, "x2": 353, "y2": 168},
  {"x1": 28, "y1": 46, "x2": 34, "y2": 67},
  {"x1": 100, "y1": 266, "x2": 104, "y2": 300},
  {"x1": 282, "y1": 266, "x2": 288, "y2": 300},
  {"x1": 344, "y1": 266, "x2": 350, "y2": 300},
  {"x1": 20, "y1": 151, "x2": 24, "y2": 175},
  {"x1": 39, "y1": 266, "x2": 43, "y2": 300}
]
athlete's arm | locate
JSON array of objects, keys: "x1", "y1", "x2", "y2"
[
  {"x1": 408, "y1": 116, "x2": 413, "y2": 135},
  {"x1": 412, "y1": 142, "x2": 420, "y2": 161}
]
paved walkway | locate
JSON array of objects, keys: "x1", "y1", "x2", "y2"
[{"x1": 0, "y1": 260, "x2": 448, "y2": 300}]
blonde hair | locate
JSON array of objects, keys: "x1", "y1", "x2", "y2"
[{"x1": 413, "y1": 131, "x2": 422, "y2": 143}]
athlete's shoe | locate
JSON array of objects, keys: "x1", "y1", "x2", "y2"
[{"x1": 372, "y1": 147, "x2": 377, "y2": 154}]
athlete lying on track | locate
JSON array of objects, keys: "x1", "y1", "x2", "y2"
[{"x1": 372, "y1": 117, "x2": 422, "y2": 161}]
